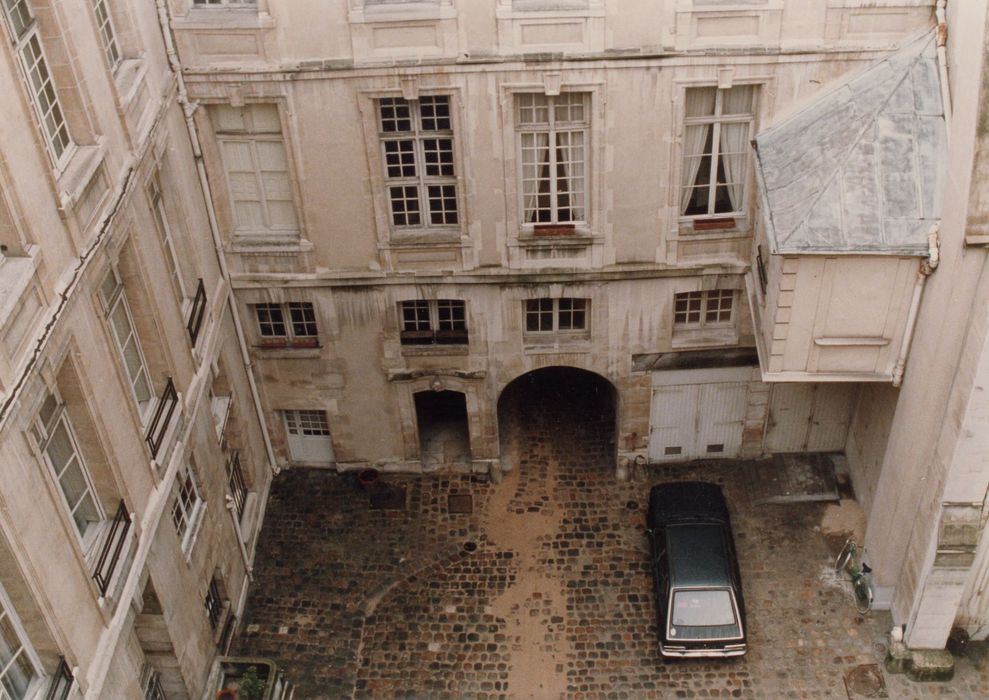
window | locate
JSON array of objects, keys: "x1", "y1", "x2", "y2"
[
  {"x1": 30, "y1": 390, "x2": 104, "y2": 545},
  {"x1": 0, "y1": 582, "x2": 42, "y2": 699},
  {"x1": 524, "y1": 298, "x2": 588, "y2": 333},
  {"x1": 171, "y1": 464, "x2": 203, "y2": 553},
  {"x1": 253, "y1": 302, "x2": 318, "y2": 347},
  {"x1": 99, "y1": 269, "x2": 154, "y2": 416},
  {"x1": 91, "y1": 0, "x2": 119, "y2": 71},
  {"x1": 225, "y1": 450, "x2": 248, "y2": 521},
  {"x1": 44, "y1": 657, "x2": 72, "y2": 700},
  {"x1": 673, "y1": 290, "x2": 734, "y2": 328},
  {"x1": 516, "y1": 93, "x2": 588, "y2": 225},
  {"x1": 379, "y1": 96, "x2": 459, "y2": 228},
  {"x1": 680, "y1": 85, "x2": 756, "y2": 218},
  {"x1": 399, "y1": 299, "x2": 467, "y2": 345},
  {"x1": 212, "y1": 104, "x2": 298, "y2": 240},
  {"x1": 148, "y1": 171, "x2": 188, "y2": 302},
  {"x1": 140, "y1": 665, "x2": 165, "y2": 700},
  {"x1": 282, "y1": 409, "x2": 334, "y2": 464},
  {"x1": 1, "y1": 0, "x2": 72, "y2": 166},
  {"x1": 204, "y1": 576, "x2": 223, "y2": 629}
]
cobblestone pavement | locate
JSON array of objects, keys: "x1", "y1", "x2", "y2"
[{"x1": 236, "y1": 374, "x2": 989, "y2": 699}]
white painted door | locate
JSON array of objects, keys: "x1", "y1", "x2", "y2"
[
  {"x1": 648, "y1": 380, "x2": 749, "y2": 462},
  {"x1": 764, "y1": 384, "x2": 856, "y2": 453},
  {"x1": 283, "y1": 410, "x2": 335, "y2": 464}
]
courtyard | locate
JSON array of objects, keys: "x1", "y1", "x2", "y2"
[{"x1": 235, "y1": 375, "x2": 989, "y2": 699}]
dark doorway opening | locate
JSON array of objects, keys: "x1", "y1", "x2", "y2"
[
  {"x1": 414, "y1": 390, "x2": 471, "y2": 469},
  {"x1": 497, "y1": 366, "x2": 617, "y2": 473}
]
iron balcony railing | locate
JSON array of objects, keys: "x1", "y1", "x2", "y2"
[
  {"x1": 145, "y1": 377, "x2": 178, "y2": 458},
  {"x1": 45, "y1": 657, "x2": 72, "y2": 700},
  {"x1": 226, "y1": 450, "x2": 248, "y2": 520},
  {"x1": 92, "y1": 500, "x2": 132, "y2": 597},
  {"x1": 141, "y1": 666, "x2": 165, "y2": 700},
  {"x1": 187, "y1": 278, "x2": 207, "y2": 346}
]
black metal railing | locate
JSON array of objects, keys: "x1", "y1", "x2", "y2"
[
  {"x1": 205, "y1": 577, "x2": 223, "y2": 629},
  {"x1": 92, "y1": 500, "x2": 132, "y2": 597},
  {"x1": 145, "y1": 378, "x2": 178, "y2": 458},
  {"x1": 45, "y1": 657, "x2": 73, "y2": 700},
  {"x1": 187, "y1": 278, "x2": 207, "y2": 346},
  {"x1": 226, "y1": 451, "x2": 248, "y2": 520}
]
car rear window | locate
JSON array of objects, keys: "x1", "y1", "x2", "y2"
[{"x1": 671, "y1": 589, "x2": 736, "y2": 627}]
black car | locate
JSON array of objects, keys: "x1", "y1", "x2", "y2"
[{"x1": 646, "y1": 481, "x2": 747, "y2": 658}]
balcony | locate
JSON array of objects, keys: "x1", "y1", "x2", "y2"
[
  {"x1": 146, "y1": 378, "x2": 179, "y2": 460},
  {"x1": 187, "y1": 278, "x2": 207, "y2": 347},
  {"x1": 92, "y1": 500, "x2": 133, "y2": 599}
]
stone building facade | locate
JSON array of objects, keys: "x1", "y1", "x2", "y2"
[{"x1": 2, "y1": 0, "x2": 989, "y2": 697}]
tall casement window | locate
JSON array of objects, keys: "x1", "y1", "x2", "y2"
[
  {"x1": 0, "y1": 582, "x2": 43, "y2": 698},
  {"x1": 99, "y1": 269, "x2": 154, "y2": 417},
  {"x1": 399, "y1": 299, "x2": 468, "y2": 345},
  {"x1": 91, "y1": 0, "x2": 119, "y2": 70},
  {"x1": 379, "y1": 96, "x2": 459, "y2": 228},
  {"x1": 673, "y1": 290, "x2": 735, "y2": 328},
  {"x1": 30, "y1": 390, "x2": 104, "y2": 545},
  {"x1": 680, "y1": 85, "x2": 756, "y2": 218},
  {"x1": 212, "y1": 104, "x2": 299, "y2": 240},
  {"x1": 148, "y1": 172, "x2": 187, "y2": 302},
  {"x1": 1, "y1": 0, "x2": 72, "y2": 166},
  {"x1": 516, "y1": 93, "x2": 589, "y2": 225},
  {"x1": 171, "y1": 464, "x2": 203, "y2": 553},
  {"x1": 524, "y1": 298, "x2": 588, "y2": 333}
]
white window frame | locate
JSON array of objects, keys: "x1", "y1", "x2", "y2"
[
  {"x1": 91, "y1": 0, "x2": 120, "y2": 72},
  {"x1": 171, "y1": 463, "x2": 204, "y2": 554},
  {"x1": 29, "y1": 389, "x2": 107, "y2": 550},
  {"x1": 213, "y1": 103, "x2": 300, "y2": 241},
  {"x1": 0, "y1": 580, "x2": 45, "y2": 699},
  {"x1": 1, "y1": 0, "x2": 74, "y2": 169},
  {"x1": 679, "y1": 85, "x2": 756, "y2": 220},
  {"x1": 515, "y1": 92, "x2": 589, "y2": 226},
  {"x1": 253, "y1": 302, "x2": 318, "y2": 347},
  {"x1": 148, "y1": 170, "x2": 188, "y2": 303},
  {"x1": 378, "y1": 95, "x2": 459, "y2": 230},
  {"x1": 673, "y1": 290, "x2": 735, "y2": 329},
  {"x1": 398, "y1": 299, "x2": 468, "y2": 345},
  {"x1": 99, "y1": 268, "x2": 155, "y2": 420},
  {"x1": 524, "y1": 297, "x2": 589, "y2": 335}
]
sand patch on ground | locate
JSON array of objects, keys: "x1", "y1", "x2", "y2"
[{"x1": 483, "y1": 460, "x2": 570, "y2": 698}]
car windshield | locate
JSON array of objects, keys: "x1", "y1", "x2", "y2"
[{"x1": 671, "y1": 589, "x2": 736, "y2": 627}]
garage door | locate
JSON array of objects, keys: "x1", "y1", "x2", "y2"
[
  {"x1": 648, "y1": 368, "x2": 752, "y2": 462},
  {"x1": 763, "y1": 383, "x2": 856, "y2": 453}
]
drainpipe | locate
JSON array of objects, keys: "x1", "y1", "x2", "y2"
[
  {"x1": 892, "y1": 225, "x2": 940, "y2": 387},
  {"x1": 154, "y1": 0, "x2": 278, "y2": 480},
  {"x1": 936, "y1": 0, "x2": 951, "y2": 140}
]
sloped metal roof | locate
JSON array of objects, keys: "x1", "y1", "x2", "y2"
[{"x1": 754, "y1": 30, "x2": 945, "y2": 255}]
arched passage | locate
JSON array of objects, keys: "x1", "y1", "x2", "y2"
[{"x1": 497, "y1": 366, "x2": 617, "y2": 473}]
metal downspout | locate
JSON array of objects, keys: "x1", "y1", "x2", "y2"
[{"x1": 892, "y1": 226, "x2": 941, "y2": 387}]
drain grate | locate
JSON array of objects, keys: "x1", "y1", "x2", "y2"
[
  {"x1": 844, "y1": 664, "x2": 887, "y2": 699},
  {"x1": 448, "y1": 494, "x2": 473, "y2": 514}
]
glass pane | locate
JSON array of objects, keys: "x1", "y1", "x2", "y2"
[
  {"x1": 45, "y1": 423, "x2": 75, "y2": 473},
  {"x1": 72, "y1": 492, "x2": 101, "y2": 534},
  {"x1": 0, "y1": 614, "x2": 24, "y2": 668},
  {"x1": 721, "y1": 85, "x2": 755, "y2": 115},
  {"x1": 685, "y1": 87, "x2": 717, "y2": 117},
  {"x1": 671, "y1": 589, "x2": 736, "y2": 627}
]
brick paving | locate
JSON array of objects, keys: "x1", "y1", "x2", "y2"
[{"x1": 236, "y1": 372, "x2": 989, "y2": 699}]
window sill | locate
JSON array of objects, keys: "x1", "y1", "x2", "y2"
[
  {"x1": 671, "y1": 327, "x2": 739, "y2": 350},
  {"x1": 349, "y1": 2, "x2": 456, "y2": 24},
  {"x1": 228, "y1": 237, "x2": 312, "y2": 254},
  {"x1": 114, "y1": 58, "x2": 146, "y2": 105},
  {"x1": 389, "y1": 229, "x2": 466, "y2": 247},
  {"x1": 253, "y1": 345, "x2": 321, "y2": 360},
  {"x1": 401, "y1": 344, "x2": 469, "y2": 357},
  {"x1": 173, "y1": 9, "x2": 275, "y2": 30},
  {"x1": 523, "y1": 335, "x2": 591, "y2": 352},
  {"x1": 496, "y1": 3, "x2": 604, "y2": 19},
  {"x1": 57, "y1": 143, "x2": 106, "y2": 210},
  {"x1": 678, "y1": 215, "x2": 750, "y2": 236},
  {"x1": 517, "y1": 231, "x2": 598, "y2": 248}
]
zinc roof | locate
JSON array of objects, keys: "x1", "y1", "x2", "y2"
[{"x1": 754, "y1": 30, "x2": 945, "y2": 255}]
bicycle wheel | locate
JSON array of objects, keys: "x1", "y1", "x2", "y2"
[
  {"x1": 835, "y1": 540, "x2": 854, "y2": 576},
  {"x1": 853, "y1": 576, "x2": 873, "y2": 613}
]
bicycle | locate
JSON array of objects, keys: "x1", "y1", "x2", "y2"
[{"x1": 834, "y1": 538, "x2": 873, "y2": 613}]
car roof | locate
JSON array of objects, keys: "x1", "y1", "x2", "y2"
[
  {"x1": 647, "y1": 481, "x2": 730, "y2": 529},
  {"x1": 666, "y1": 523, "x2": 732, "y2": 589}
]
